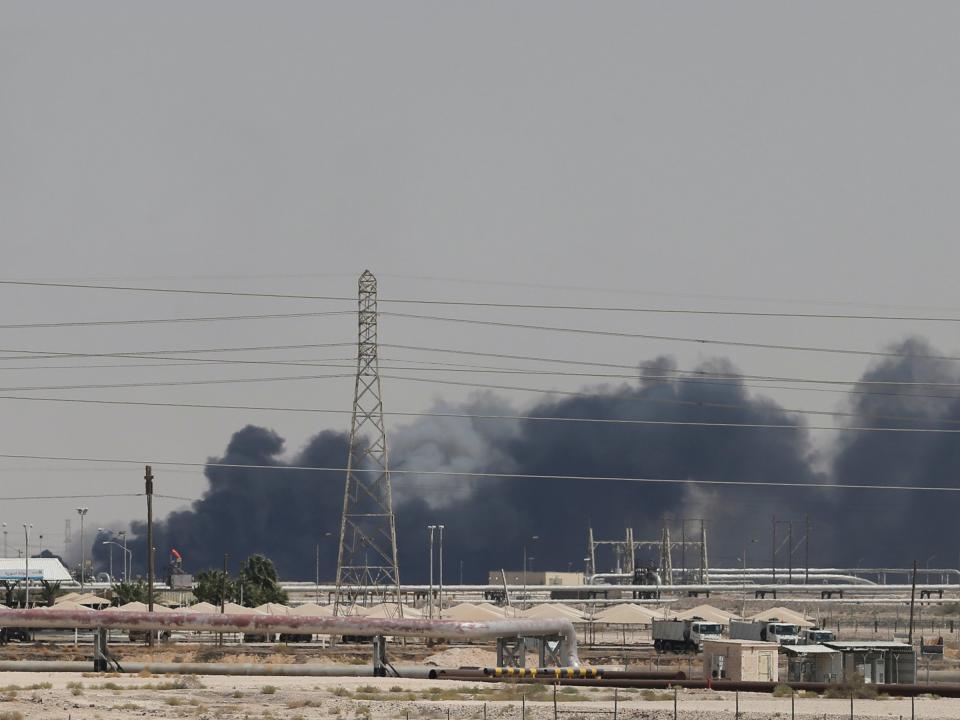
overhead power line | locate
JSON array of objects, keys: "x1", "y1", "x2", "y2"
[
  {"x1": 5, "y1": 278, "x2": 960, "y2": 323},
  {"x1": 0, "y1": 310, "x2": 352, "y2": 330},
  {"x1": 0, "y1": 452, "x2": 957, "y2": 494},
  {"x1": 382, "y1": 311, "x2": 960, "y2": 363},
  {"x1": 0, "y1": 373, "x2": 353, "y2": 393},
  {"x1": 6, "y1": 339, "x2": 960, "y2": 391},
  {"x1": 0, "y1": 341, "x2": 356, "y2": 362},
  {"x1": 0, "y1": 493, "x2": 142, "y2": 501},
  {"x1": 2, "y1": 392, "x2": 960, "y2": 433}
]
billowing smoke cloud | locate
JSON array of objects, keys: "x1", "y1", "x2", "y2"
[
  {"x1": 828, "y1": 338, "x2": 960, "y2": 567},
  {"x1": 93, "y1": 341, "x2": 958, "y2": 581}
]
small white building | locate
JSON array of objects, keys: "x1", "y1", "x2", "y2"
[
  {"x1": 0, "y1": 558, "x2": 72, "y2": 582},
  {"x1": 703, "y1": 639, "x2": 780, "y2": 682}
]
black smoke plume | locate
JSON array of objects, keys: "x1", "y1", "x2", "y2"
[{"x1": 93, "y1": 341, "x2": 957, "y2": 581}]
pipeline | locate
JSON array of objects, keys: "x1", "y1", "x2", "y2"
[
  {"x1": 432, "y1": 672, "x2": 960, "y2": 698},
  {"x1": 429, "y1": 668, "x2": 686, "y2": 681},
  {"x1": 0, "y1": 609, "x2": 580, "y2": 668},
  {"x1": 0, "y1": 660, "x2": 431, "y2": 678}
]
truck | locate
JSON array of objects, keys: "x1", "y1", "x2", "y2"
[
  {"x1": 798, "y1": 627, "x2": 835, "y2": 645},
  {"x1": 729, "y1": 619, "x2": 800, "y2": 645},
  {"x1": 652, "y1": 618, "x2": 723, "y2": 653}
]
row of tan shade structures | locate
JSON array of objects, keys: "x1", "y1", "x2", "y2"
[{"x1": 46, "y1": 595, "x2": 813, "y2": 626}]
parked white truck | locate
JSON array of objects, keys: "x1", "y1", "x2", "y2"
[
  {"x1": 652, "y1": 618, "x2": 723, "y2": 653},
  {"x1": 798, "y1": 627, "x2": 835, "y2": 644},
  {"x1": 729, "y1": 619, "x2": 800, "y2": 645}
]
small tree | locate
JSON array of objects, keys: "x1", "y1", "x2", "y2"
[
  {"x1": 238, "y1": 555, "x2": 288, "y2": 607},
  {"x1": 111, "y1": 580, "x2": 148, "y2": 606},
  {"x1": 39, "y1": 580, "x2": 62, "y2": 607},
  {"x1": 193, "y1": 569, "x2": 238, "y2": 606}
]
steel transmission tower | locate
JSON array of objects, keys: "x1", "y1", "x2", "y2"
[{"x1": 334, "y1": 270, "x2": 403, "y2": 616}]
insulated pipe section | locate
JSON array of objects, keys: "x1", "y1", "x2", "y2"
[
  {"x1": 0, "y1": 609, "x2": 581, "y2": 668},
  {"x1": 0, "y1": 660, "x2": 432, "y2": 678}
]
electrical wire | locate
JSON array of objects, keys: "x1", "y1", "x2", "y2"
[
  {"x1": 0, "y1": 452, "x2": 957, "y2": 493},
  {"x1": 4, "y1": 391, "x2": 960, "y2": 432},
  {"x1": 6, "y1": 340, "x2": 960, "y2": 396},
  {"x1": 13, "y1": 271, "x2": 960, "y2": 315},
  {"x1": 0, "y1": 493, "x2": 142, "y2": 501},
  {"x1": 0, "y1": 373, "x2": 354, "y2": 393},
  {"x1": 381, "y1": 311, "x2": 960, "y2": 363},
  {"x1": 6, "y1": 277, "x2": 960, "y2": 322},
  {"x1": 0, "y1": 310, "x2": 352, "y2": 330},
  {"x1": 0, "y1": 341, "x2": 356, "y2": 361}
]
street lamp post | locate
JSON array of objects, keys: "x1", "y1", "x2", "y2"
[
  {"x1": 315, "y1": 531, "x2": 332, "y2": 604},
  {"x1": 101, "y1": 541, "x2": 115, "y2": 581},
  {"x1": 102, "y1": 542, "x2": 131, "y2": 583},
  {"x1": 23, "y1": 523, "x2": 33, "y2": 607},
  {"x1": 438, "y1": 525, "x2": 445, "y2": 618},
  {"x1": 522, "y1": 535, "x2": 539, "y2": 610},
  {"x1": 2, "y1": 523, "x2": 7, "y2": 557},
  {"x1": 76, "y1": 508, "x2": 89, "y2": 590},
  {"x1": 427, "y1": 525, "x2": 436, "y2": 619},
  {"x1": 118, "y1": 530, "x2": 128, "y2": 581}
]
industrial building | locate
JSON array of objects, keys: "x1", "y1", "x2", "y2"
[
  {"x1": 0, "y1": 558, "x2": 72, "y2": 582},
  {"x1": 783, "y1": 644, "x2": 842, "y2": 683},
  {"x1": 487, "y1": 571, "x2": 584, "y2": 586},
  {"x1": 702, "y1": 639, "x2": 779, "y2": 682},
  {"x1": 823, "y1": 641, "x2": 916, "y2": 684}
]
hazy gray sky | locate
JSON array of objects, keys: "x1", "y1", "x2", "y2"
[{"x1": 2, "y1": 2, "x2": 959, "y2": 557}]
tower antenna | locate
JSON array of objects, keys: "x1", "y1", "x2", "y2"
[{"x1": 334, "y1": 270, "x2": 402, "y2": 616}]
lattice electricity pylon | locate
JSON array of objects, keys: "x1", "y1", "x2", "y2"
[{"x1": 334, "y1": 270, "x2": 403, "y2": 617}]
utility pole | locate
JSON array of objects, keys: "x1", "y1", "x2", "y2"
[
  {"x1": 771, "y1": 515, "x2": 776, "y2": 586},
  {"x1": 804, "y1": 515, "x2": 811, "y2": 584},
  {"x1": 680, "y1": 520, "x2": 686, "y2": 584},
  {"x1": 76, "y1": 507, "x2": 88, "y2": 591},
  {"x1": 23, "y1": 523, "x2": 32, "y2": 607},
  {"x1": 699, "y1": 520, "x2": 709, "y2": 585},
  {"x1": 427, "y1": 525, "x2": 436, "y2": 619},
  {"x1": 908, "y1": 559, "x2": 918, "y2": 646},
  {"x1": 222, "y1": 554, "x2": 229, "y2": 612},
  {"x1": 145, "y1": 465, "x2": 155, "y2": 645},
  {"x1": 118, "y1": 530, "x2": 128, "y2": 581},
  {"x1": 788, "y1": 521, "x2": 793, "y2": 583},
  {"x1": 438, "y1": 524, "x2": 445, "y2": 618},
  {"x1": 64, "y1": 519, "x2": 71, "y2": 560},
  {"x1": 334, "y1": 271, "x2": 402, "y2": 617}
]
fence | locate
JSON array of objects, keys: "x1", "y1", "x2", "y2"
[{"x1": 399, "y1": 686, "x2": 936, "y2": 719}]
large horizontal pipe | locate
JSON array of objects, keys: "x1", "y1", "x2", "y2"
[
  {"x1": 434, "y1": 674, "x2": 960, "y2": 698},
  {"x1": 0, "y1": 660, "x2": 432, "y2": 678},
  {"x1": 0, "y1": 609, "x2": 580, "y2": 668}
]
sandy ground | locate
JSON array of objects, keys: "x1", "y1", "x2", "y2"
[{"x1": 0, "y1": 672, "x2": 956, "y2": 719}]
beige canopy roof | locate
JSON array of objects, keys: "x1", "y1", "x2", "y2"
[
  {"x1": 442, "y1": 603, "x2": 505, "y2": 621},
  {"x1": 55, "y1": 592, "x2": 82, "y2": 603},
  {"x1": 595, "y1": 603, "x2": 664, "y2": 624},
  {"x1": 522, "y1": 603, "x2": 585, "y2": 621},
  {"x1": 71, "y1": 593, "x2": 111, "y2": 607},
  {"x1": 361, "y1": 603, "x2": 422, "y2": 619},
  {"x1": 184, "y1": 601, "x2": 220, "y2": 614},
  {"x1": 748, "y1": 606, "x2": 814, "y2": 627},
  {"x1": 105, "y1": 601, "x2": 173, "y2": 613},
  {"x1": 254, "y1": 602, "x2": 291, "y2": 615},
  {"x1": 289, "y1": 602, "x2": 333, "y2": 617},
  {"x1": 674, "y1": 604, "x2": 739, "y2": 624},
  {"x1": 222, "y1": 602, "x2": 262, "y2": 616},
  {"x1": 38, "y1": 600, "x2": 92, "y2": 612}
]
